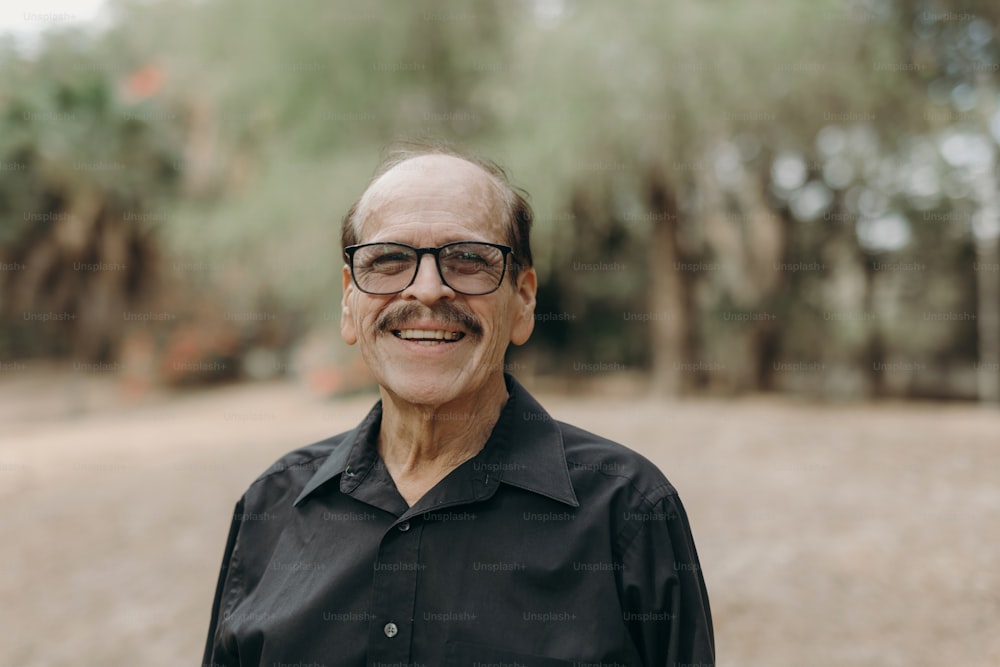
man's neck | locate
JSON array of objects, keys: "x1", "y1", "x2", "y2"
[{"x1": 377, "y1": 375, "x2": 509, "y2": 506}]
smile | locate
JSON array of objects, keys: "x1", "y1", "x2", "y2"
[{"x1": 392, "y1": 329, "x2": 465, "y2": 344}]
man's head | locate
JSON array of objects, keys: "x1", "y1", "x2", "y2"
[
  {"x1": 342, "y1": 144, "x2": 534, "y2": 280},
  {"x1": 340, "y1": 143, "x2": 537, "y2": 408}
]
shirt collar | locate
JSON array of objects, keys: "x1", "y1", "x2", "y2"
[{"x1": 293, "y1": 374, "x2": 579, "y2": 508}]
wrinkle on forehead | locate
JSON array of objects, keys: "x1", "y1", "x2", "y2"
[{"x1": 355, "y1": 154, "x2": 507, "y2": 241}]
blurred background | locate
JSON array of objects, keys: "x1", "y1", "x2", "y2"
[{"x1": 1, "y1": 0, "x2": 998, "y2": 665}]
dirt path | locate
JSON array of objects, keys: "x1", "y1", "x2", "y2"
[{"x1": 1, "y1": 373, "x2": 998, "y2": 666}]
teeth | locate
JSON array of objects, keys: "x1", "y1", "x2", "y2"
[{"x1": 396, "y1": 329, "x2": 462, "y2": 341}]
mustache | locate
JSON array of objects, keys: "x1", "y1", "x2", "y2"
[{"x1": 374, "y1": 302, "x2": 484, "y2": 337}]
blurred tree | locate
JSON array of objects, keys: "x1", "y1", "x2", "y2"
[
  {"x1": 0, "y1": 30, "x2": 181, "y2": 362},
  {"x1": 895, "y1": 0, "x2": 1000, "y2": 401},
  {"x1": 2, "y1": 0, "x2": 997, "y2": 402},
  {"x1": 490, "y1": 0, "x2": 924, "y2": 394}
]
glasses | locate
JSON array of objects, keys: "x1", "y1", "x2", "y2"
[{"x1": 344, "y1": 241, "x2": 513, "y2": 295}]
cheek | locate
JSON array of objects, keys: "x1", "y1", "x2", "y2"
[
  {"x1": 356, "y1": 298, "x2": 394, "y2": 339},
  {"x1": 480, "y1": 308, "x2": 513, "y2": 349},
  {"x1": 360, "y1": 316, "x2": 383, "y2": 346}
]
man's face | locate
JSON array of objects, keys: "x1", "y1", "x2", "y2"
[{"x1": 340, "y1": 154, "x2": 537, "y2": 408}]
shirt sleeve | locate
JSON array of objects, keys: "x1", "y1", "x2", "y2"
[
  {"x1": 201, "y1": 497, "x2": 245, "y2": 667},
  {"x1": 618, "y1": 491, "x2": 715, "y2": 667}
]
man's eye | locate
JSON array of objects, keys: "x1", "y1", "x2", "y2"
[
  {"x1": 374, "y1": 253, "x2": 411, "y2": 263},
  {"x1": 366, "y1": 254, "x2": 413, "y2": 272},
  {"x1": 446, "y1": 253, "x2": 489, "y2": 273}
]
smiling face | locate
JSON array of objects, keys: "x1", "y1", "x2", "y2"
[{"x1": 340, "y1": 154, "x2": 537, "y2": 409}]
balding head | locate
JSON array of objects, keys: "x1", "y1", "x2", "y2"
[{"x1": 342, "y1": 144, "x2": 533, "y2": 279}]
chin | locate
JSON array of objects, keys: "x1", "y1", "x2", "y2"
[{"x1": 378, "y1": 369, "x2": 470, "y2": 407}]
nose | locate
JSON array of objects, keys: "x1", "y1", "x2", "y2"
[{"x1": 400, "y1": 254, "x2": 454, "y2": 305}]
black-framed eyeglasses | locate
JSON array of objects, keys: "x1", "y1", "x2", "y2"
[{"x1": 344, "y1": 241, "x2": 513, "y2": 296}]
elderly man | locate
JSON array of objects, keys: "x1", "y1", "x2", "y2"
[{"x1": 202, "y1": 145, "x2": 714, "y2": 666}]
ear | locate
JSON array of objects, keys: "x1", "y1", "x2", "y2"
[
  {"x1": 341, "y1": 265, "x2": 358, "y2": 345},
  {"x1": 509, "y1": 267, "x2": 537, "y2": 346}
]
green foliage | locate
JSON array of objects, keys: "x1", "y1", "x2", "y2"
[
  {"x1": 1, "y1": 0, "x2": 997, "y2": 398},
  {"x1": 0, "y1": 27, "x2": 182, "y2": 234}
]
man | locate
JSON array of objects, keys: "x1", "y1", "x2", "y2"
[{"x1": 202, "y1": 144, "x2": 715, "y2": 666}]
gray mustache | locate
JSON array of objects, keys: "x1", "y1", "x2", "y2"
[{"x1": 375, "y1": 302, "x2": 483, "y2": 337}]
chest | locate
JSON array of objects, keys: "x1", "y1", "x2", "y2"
[{"x1": 224, "y1": 489, "x2": 640, "y2": 665}]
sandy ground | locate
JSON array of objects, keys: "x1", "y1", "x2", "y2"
[{"x1": 1, "y1": 370, "x2": 998, "y2": 667}]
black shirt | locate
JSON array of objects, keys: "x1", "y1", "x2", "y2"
[{"x1": 202, "y1": 374, "x2": 714, "y2": 666}]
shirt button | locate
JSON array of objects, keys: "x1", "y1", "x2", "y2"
[
  {"x1": 383, "y1": 622, "x2": 398, "y2": 638},
  {"x1": 397, "y1": 521, "x2": 410, "y2": 532}
]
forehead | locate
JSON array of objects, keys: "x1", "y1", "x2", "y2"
[{"x1": 356, "y1": 154, "x2": 507, "y2": 242}]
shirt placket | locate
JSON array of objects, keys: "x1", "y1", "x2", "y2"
[{"x1": 367, "y1": 516, "x2": 422, "y2": 666}]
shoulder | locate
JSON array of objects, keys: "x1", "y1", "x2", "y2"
[
  {"x1": 251, "y1": 436, "x2": 343, "y2": 486},
  {"x1": 240, "y1": 432, "x2": 350, "y2": 509},
  {"x1": 556, "y1": 419, "x2": 678, "y2": 505},
  {"x1": 554, "y1": 420, "x2": 695, "y2": 558}
]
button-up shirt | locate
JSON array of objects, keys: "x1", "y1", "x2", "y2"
[{"x1": 202, "y1": 374, "x2": 714, "y2": 666}]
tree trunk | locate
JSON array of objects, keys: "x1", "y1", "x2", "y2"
[
  {"x1": 973, "y1": 165, "x2": 1000, "y2": 404},
  {"x1": 971, "y1": 76, "x2": 1000, "y2": 404},
  {"x1": 645, "y1": 166, "x2": 688, "y2": 396}
]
